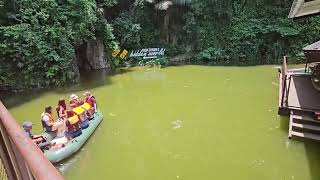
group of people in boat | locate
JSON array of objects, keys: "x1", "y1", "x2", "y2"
[{"x1": 22, "y1": 91, "x2": 97, "y2": 150}]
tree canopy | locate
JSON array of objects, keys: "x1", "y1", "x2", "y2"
[{"x1": 1, "y1": 0, "x2": 320, "y2": 92}]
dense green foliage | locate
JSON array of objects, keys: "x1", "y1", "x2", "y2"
[
  {"x1": 119, "y1": 0, "x2": 320, "y2": 65},
  {"x1": 0, "y1": 0, "x2": 117, "y2": 92},
  {"x1": 1, "y1": 0, "x2": 320, "y2": 92}
]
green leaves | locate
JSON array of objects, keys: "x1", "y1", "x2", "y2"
[{"x1": 0, "y1": 0, "x2": 113, "y2": 91}]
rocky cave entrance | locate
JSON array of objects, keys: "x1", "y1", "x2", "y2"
[{"x1": 75, "y1": 38, "x2": 110, "y2": 72}]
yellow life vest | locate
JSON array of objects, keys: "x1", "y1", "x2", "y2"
[
  {"x1": 82, "y1": 103, "x2": 91, "y2": 111},
  {"x1": 73, "y1": 107, "x2": 84, "y2": 115},
  {"x1": 68, "y1": 115, "x2": 79, "y2": 125}
]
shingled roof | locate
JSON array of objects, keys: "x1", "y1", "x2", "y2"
[{"x1": 289, "y1": 0, "x2": 320, "y2": 18}]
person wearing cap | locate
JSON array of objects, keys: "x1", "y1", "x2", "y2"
[
  {"x1": 23, "y1": 122, "x2": 44, "y2": 144},
  {"x1": 69, "y1": 94, "x2": 80, "y2": 109},
  {"x1": 23, "y1": 121, "x2": 57, "y2": 151},
  {"x1": 83, "y1": 91, "x2": 97, "y2": 115},
  {"x1": 41, "y1": 106, "x2": 65, "y2": 137}
]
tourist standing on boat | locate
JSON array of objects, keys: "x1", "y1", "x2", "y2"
[
  {"x1": 83, "y1": 91, "x2": 97, "y2": 114},
  {"x1": 41, "y1": 106, "x2": 65, "y2": 137},
  {"x1": 70, "y1": 94, "x2": 80, "y2": 108},
  {"x1": 65, "y1": 110, "x2": 82, "y2": 139},
  {"x1": 56, "y1": 98, "x2": 67, "y2": 120}
]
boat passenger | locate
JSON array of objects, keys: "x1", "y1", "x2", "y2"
[
  {"x1": 23, "y1": 121, "x2": 45, "y2": 144},
  {"x1": 23, "y1": 121, "x2": 54, "y2": 151},
  {"x1": 73, "y1": 101, "x2": 90, "y2": 129},
  {"x1": 56, "y1": 98, "x2": 67, "y2": 120},
  {"x1": 65, "y1": 110, "x2": 82, "y2": 140},
  {"x1": 41, "y1": 106, "x2": 65, "y2": 137},
  {"x1": 83, "y1": 91, "x2": 97, "y2": 115},
  {"x1": 81, "y1": 101, "x2": 94, "y2": 120},
  {"x1": 69, "y1": 94, "x2": 80, "y2": 109}
]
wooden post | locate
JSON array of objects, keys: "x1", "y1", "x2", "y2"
[
  {"x1": 288, "y1": 111, "x2": 294, "y2": 138},
  {"x1": 281, "y1": 56, "x2": 288, "y2": 107}
]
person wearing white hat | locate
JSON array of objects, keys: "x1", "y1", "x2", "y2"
[{"x1": 69, "y1": 94, "x2": 80, "y2": 108}]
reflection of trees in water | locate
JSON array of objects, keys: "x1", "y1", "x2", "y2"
[
  {"x1": 3, "y1": 69, "x2": 134, "y2": 109},
  {"x1": 132, "y1": 69, "x2": 167, "y2": 81}
]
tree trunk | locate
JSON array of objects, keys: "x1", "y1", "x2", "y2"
[{"x1": 162, "y1": 7, "x2": 172, "y2": 44}]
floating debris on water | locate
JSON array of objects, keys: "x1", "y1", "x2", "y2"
[
  {"x1": 109, "y1": 113, "x2": 117, "y2": 117},
  {"x1": 250, "y1": 159, "x2": 265, "y2": 167},
  {"x1": 172, "y1": 120, "x2": 183, "y2": 129},
  {"x1": 207, "y1": 97, "x2": 216, "y2": 101},
  {"x1": 272, "y1": 82, "x2": 278, "y2": 87},
  {"x1": 112, "y1": 129, "x2": 120, "y2": 135}
]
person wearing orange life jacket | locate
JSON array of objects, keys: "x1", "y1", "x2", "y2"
[
  {"x1": 64, "y1": 110, "x2": 82, "y2": 140},
  {"x1": 81, "y1": 101, "x2": 94, "y2": 120},
  {"x1": 73, "y1": 101, "x2": 90, "y2": 129},
  {"x1": 41, "y1": 106, "x2": 65, "y2": 137},
  {"x1": 83, "y1": 91, "x2": 97, "y2": 116}
]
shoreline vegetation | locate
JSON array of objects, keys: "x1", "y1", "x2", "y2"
[{"x1": 1, "y1": 0, "x2": 319, "y2": 93}]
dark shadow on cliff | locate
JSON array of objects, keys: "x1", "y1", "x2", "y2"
[{"x1": 1, "y1": 68, "x2": 134, "y2": 109}]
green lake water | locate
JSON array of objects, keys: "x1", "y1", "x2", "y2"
[{"x1": 5, "y1": 65, "x2": 320, "y2": 180}]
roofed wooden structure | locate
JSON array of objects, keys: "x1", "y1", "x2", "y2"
[
  {"x1": 289, "y1": 0, "x2": 320, "y2": 18},
  {"x1": 278, "y1": 57, "x2": 320, "y2": 141},
  {"x1": 304, "y1": 40, "x2": 320, "y2": 63}
]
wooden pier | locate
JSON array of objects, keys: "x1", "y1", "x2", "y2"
[{"x1": 279, "y1": 56, "x2": 320, "y2": 141}]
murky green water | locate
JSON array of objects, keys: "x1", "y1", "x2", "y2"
[{"x1": 5, "y1": 65, "x2": 320, "y2": 180}]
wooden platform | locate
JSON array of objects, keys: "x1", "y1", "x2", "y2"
[
  {"x1": 278, "y1": 57, "x2": 320, "y2": 141},
  {"x1": 287, "y1": 75, "x2": 320, "y2": 111},
  {"x1": 278, "y1": 57, "x2": 320, "y2": 115}
]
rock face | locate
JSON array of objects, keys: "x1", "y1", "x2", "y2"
[
  {"x1": 75, "y1": 37, "x2": 110, "y2": 71},
  {"x1": 86, "y1": 38, "x2": 109, "y2": 69}
]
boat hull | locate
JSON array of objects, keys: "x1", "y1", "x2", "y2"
[{"x1": 44, "y1": 111, "x2": 103, "y2": 163}]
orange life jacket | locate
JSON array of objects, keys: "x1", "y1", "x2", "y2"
[
  {"x1": 66, "y1": 115, "x2": 81, "y2": 132},
  {"x1": 41, "y1": 113, "x2": 55, "y2": 123},
  {"x1": 41, "y1": 113, "x2": 55, "y2": 132}
]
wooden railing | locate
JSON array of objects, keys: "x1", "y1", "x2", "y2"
[
  {"x1": 280, "y1": 56, "x2": 288, "y2": 108},
  {"x1": 0, "y1": 101, "x2": 63, "y2": 180}
]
